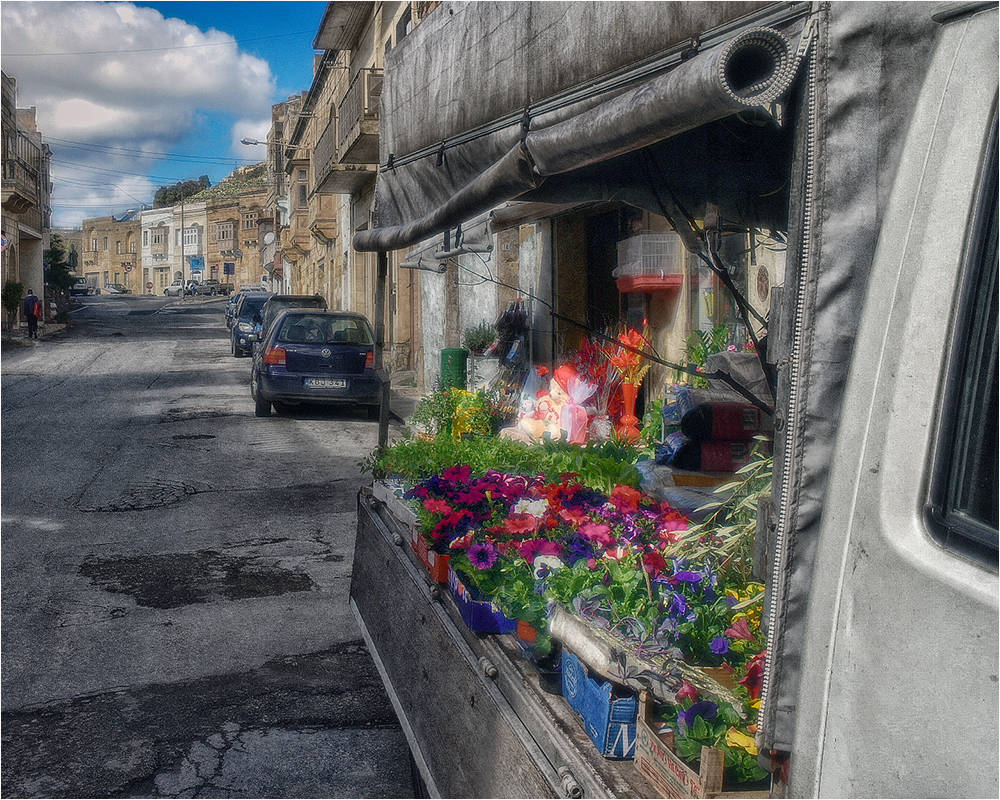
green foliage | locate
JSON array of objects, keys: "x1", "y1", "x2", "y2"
[
  {"x1": 43, "y1": 234, "x2": 76, "y2": 294},
  {"x1": 669, "y1": 438, "x2": 772, "y2": 583},
  {"x1": 685, "y1": 324, "x2": 731, "y2": 387},
  {"x1": 1, "y1": 279, "x2": 25, "y2": 330},
  {"x1": 154, "y1": 176, "x2": 211, "y2": 207},
  {"x1": 535, "y1": 439, "x2": 643, "y2": 493},
  {"x1": 641, "y1": 398, "x2": 664, "y2": 444},
  {"x1": 408, "y1": 387, "x2": 503, "y2": 438},
  {"x1": 360, "y1": 435, "x2": 550, "y2": 481},
  {"x1": 187, "y1": 164, "x2": 267, "y2": 201},
  {"x1": 461, "y1": 321, "x2": 496, "y2": 355}
]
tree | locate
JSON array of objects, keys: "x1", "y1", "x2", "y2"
[
  {"x1": 44, "y1": 234, "x2": 76, "y2": 298},
  {"x1": 1, "y1": 279, "x2": 25, "y2": 331},
  {"x1": 154, "y1": 176, "x2": 211, "y2": 207}
]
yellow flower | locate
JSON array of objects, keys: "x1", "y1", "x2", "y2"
[{"x1": 725, "y1": 728, "x2": 758, "y2": 756}]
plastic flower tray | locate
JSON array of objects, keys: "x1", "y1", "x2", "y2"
[
  {"x1": 634, "y1": 693, "x2": 770, "y2": 799},
  {"x1": 447, "y1": 567, "x2": 517, "y2": 634},
  {"x1": 561, "y1": 648, "x2": 639, "y2": 760}
]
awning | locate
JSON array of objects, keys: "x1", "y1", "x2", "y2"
[{"x1": 355, "y1": 23, "x2": 811, "y2": 252}]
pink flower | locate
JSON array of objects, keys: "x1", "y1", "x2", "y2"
[
  {"x1": 505, "y1": 513, "x2": 538, "y2": 536},
  {"x1": 677, "y1": 681, "x2": 700, "y2": 702},
  {"x1": 442, "y1": 464, "x2": 472, "y2": 484},
  {"x1": 579, "y1": 521, "x2": 615, "y2": 548},
  {"x1": 516, "y1": 538, "x2": 561, "y2": 562},
  {"x1": 423, "y1": 498, "x2": 452, "y2": 515},
  {"x1": 449, "y1": 532, "x2": 474, "y2": 550},
  {"x1": 725, "y1": 617, "x2": 755, "y2": 641}
]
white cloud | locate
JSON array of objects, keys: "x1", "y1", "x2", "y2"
[{"x1": 1, "y1": 1, "x2": 277, "y2": 226}]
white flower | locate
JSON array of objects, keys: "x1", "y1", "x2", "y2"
[{"x1": 513, "y1": 498, "x2": 548, "y2": 518}]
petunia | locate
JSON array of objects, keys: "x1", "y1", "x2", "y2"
[
  {"x1": 505, "y1": 512, "x2": 538, "y2": 535},
  {"x1": 710, "y1": 637, "x2": 731, "y2": 655},
  {"x1": 423, "y1": 498, "x2": 452, "y2": 515},
  {"x1": 676, "y1": 681, "x2": 700, "y2": 702},
  {"x1": 674, "y1": 570, "x2": 703, "y2": 584},
  {"x1": 468, "y1": 541, "x2": 498, "y2": 570},
  {"x1": 449, "y1": 532, "x2": 474, "y2": 550},
  {"x1": 579, "y1": 521, "x2": 615, "y2": 548},
  {"x1": 517, "y1": 538, "x2": 561, "y2": 562},
  {"x1": 641, "y1": 551, "x2": 667, "y2": 577},
  {"x1": 441, "y1": 464, "x2": 472, "y2": 484},
  {"x1": 514, "y1": 498, "x2": 548, "y2": 518},
  {"x1": 724, "y1": 617, "x2": 755, "y2": 641}
]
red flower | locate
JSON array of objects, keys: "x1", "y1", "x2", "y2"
[
  {"x1": 739, "y1": 651, "x2": 767, "y2": 700},
  {"x1": 505, "y1": 512, "x2": 538, "y2": 536},
  {"x1": 441, "y1": 464, "x2": 472, "y2": 484},
  {"x1": 641, "y1": 551, "x2": 667, "y2": 577},
  {"x1": 423, "y1": 498, "x2": 452, "y2": 515},
  {"x1": 611, "y1": 485, "x2": 643, "y2": 514}
]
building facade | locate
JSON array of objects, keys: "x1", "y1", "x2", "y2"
[
  {"x1": 1, "y1": 70, "x2": 51, "y2": 323},
  {"x1": 80, "y1": 211, "x2": 142, "y2": 292}
]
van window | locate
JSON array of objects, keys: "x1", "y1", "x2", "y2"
[{"x1": 928, "y1": 119, "x2": 999, "y2": 565}]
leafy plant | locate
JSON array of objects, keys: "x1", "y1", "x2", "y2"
[
  {"x1": 668, "y1": 438, "x2": 772, "y2": 584},
  {"x1": 685, "y1": 324, "x2": 731, "y2": 387},
  {"x1": 408, "y1": 386, "x2": 503, "y2": 439},
  {"x1": 1, "y1": 280, "x2": 25, "y2": 331},
  {"x1": 462, "y1": 321, "x2": 496, "y2": 355}
]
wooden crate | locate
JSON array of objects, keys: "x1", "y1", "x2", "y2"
[{"x1": 634, "y1": 694, "x2": 770, "y2": 799}]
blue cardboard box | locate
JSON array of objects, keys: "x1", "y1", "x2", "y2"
[
  {"x1": 448, "y1": 568, "x2": 517, "y2": 634},
  {"x1": 561, "y1": 648, "x2": 638, "y2": 759}
]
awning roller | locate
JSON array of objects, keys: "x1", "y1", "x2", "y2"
[{"x1": 355, "y1": 25, "x2": 806, "y2": 253}]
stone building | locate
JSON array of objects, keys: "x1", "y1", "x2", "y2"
[
  {"x1": 1, "y1": 70, "x2": 51, "y2": 322},
  {"x1": 80, "y1": 211, "x2": 142, "y2": 292}
]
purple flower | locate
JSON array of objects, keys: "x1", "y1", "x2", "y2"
[
  {"x1": 710, "y1": 636, "x2": 731, "y2": 655},
  {"x1": 677, "y1": 701, "x2": 718, "y2": 733},
  {"x1": 674, "y1": 571, "x2": 703, "y2": 584},
  {"x1": 468, "y1": 542, "x2": 498, "y2": 570}
]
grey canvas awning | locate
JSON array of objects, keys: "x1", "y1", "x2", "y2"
[{"x1": 354, "y1": 23, "x2": 811, "y2": 252}]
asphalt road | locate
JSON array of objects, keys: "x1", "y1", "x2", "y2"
[{"x1": 1, "y1": 294, "x2": 414, "y2": 798}]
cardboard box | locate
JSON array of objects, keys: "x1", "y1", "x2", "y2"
[
  {"x1": 634, "y1": 694, "x2": 770, "y2": 798},
  {"x1": 447, "y1": 567, "x2": 517, "y2": 634},
  {"x1": 411, "y1": 526, "x2": 451, "y2": 583},
  {"x1": 561, "y1": 648, "x2": 639, "y2": 760}
]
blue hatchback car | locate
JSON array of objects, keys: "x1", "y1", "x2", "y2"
[{"x1": 250, "y1": 310, "x2": 382, "y2": 418}]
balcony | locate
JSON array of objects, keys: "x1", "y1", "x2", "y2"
[
  {"x1": 308, "y1": 195, "x2": 339, "y2": 243},
  {"x1": 339, "y1": 68, "x2": 381, "y2": 164},
  {"x1": 1, "y1": 157, "x2": 38, "y2": 214}
]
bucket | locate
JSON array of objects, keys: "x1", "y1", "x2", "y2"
[{"x1": 441, "y1": 348, "x2": 468, "y2": 390}]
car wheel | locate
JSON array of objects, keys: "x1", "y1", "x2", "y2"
[{"x1": 251, "y1": 373, "x2": 271, "y2": 417}]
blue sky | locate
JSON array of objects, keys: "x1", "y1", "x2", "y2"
[{"x1": 1, "y1": 1, "x2": 328, "y2": 227}]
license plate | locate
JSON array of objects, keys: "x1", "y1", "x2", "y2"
[{"x1": 305, "y1": 378, "x2": 347, "y2": 389}]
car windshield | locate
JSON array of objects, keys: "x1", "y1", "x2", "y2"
[
  {"x1": 241, "y1": 297, "x2": 270, "y2": 316},
  {"x1": 278, "y1": 315, "x2": 374, "y2": 345}
]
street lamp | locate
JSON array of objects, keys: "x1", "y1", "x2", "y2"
[{"x1": 241, "y1": 138, "x2": 266, "y2": 146}]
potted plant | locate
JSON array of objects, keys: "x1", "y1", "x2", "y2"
[{"x1": 463, "y1": 322, "x2": 499, "y2": 389}]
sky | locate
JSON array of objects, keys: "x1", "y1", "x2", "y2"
[{"x1": 1, "y1": 1, "x2": 328, "y2": 228}]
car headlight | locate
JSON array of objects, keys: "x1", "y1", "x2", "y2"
[{"x1": 237, "y1": 322, "x2": 252, "y2": 332}]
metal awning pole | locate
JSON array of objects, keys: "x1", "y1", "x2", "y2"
[{"x1": 375, "y1": 250, "x2": 391, "y2": 448}]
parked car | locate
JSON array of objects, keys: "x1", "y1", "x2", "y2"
[
  {"x1": 224, "y1": 292, "x2": 244, "y2": 329},
  {"x1": 250, "y1": 310, "x2": 382, "y2": 418},
  {"x1": 230, "y1": 291, "x2": 273, "y2": 357},
  {"x1": 70, "y1": 281, "x2": 93, "y2": 296},
  {"x1": 163, "y1": 280, "x2": 185, "y2": 297},
  {"x1": 192, "y1": 279, "x2": 234, "y2": 296},
  {"x1": 255, "y1": 294, "x2": 328, "y2": 343},
  {"x1": 104, "y1": 283, "x2": 131, "y2": 294}
]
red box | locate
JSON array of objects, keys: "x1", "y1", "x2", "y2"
[{"x1": 410, "y1": 526, "x2": 451, "y2": 584}]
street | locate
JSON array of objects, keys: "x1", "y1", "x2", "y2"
[{"x1": 1, "y1": 295, "x2": 414, "y2": 798}]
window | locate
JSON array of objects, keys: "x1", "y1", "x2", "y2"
[
  {"x1": 927, "y1": 119, "x2": 999, "y2": 566},
  {"x1": 298, "y1": 169, "x2": 307, "y2": 181},
  {"x1": 103, "y1": 237, "x2": 108, "y2": 250},
  {"x1": 143, "y1": 230, "x2": 148, "y2": 247},
  {"x1": 131, "y1": 241, "x2": 136, "y2": 254},
  {"x1": 215, "y1": 221, "x2": 234, "y2": 241},
  {"x1": 91, "y1": 238, "x2": 98, "y2": 252},
  {"x1": 184, "y1": 227, "x2": 199, "y2": 248},
  {"x1": 116, "y1": 240, "x2": 122, "y2": 254},
  {"x1": 242, "y1": 211, "x2": 258, "y2": 230}
]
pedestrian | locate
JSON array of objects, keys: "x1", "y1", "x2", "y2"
[{"x1": 22, "y1": 289, "x2": 42, "y2": 339}]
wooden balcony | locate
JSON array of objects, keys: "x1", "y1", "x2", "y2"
[{"x1": 313, "y1": 72, "x2": 381, "y2": 196}]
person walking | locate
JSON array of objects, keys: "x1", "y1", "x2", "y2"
[{"x1": 22, "y1": 289, "x2": 42, "y2": 339}]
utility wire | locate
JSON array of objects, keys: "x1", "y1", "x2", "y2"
[{"x1": 47, "y1": 137, "x2": 262, "y2": 166}]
